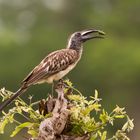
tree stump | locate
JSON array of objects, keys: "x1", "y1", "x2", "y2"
[{"x1": 30, "y1": 81, "x2": 90, "y2": 140}]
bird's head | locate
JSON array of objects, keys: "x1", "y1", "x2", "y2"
[{"x1": 67, "y1": 29, "x2": 105, "y2": 50}]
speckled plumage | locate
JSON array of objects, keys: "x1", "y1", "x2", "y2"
[{"x1": 22, "y1": 48, "x2": 82, "y2": 86}]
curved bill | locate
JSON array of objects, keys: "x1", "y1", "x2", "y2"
[{"x1": 81, "y1": 29, "x2": 105, "y2": 42}]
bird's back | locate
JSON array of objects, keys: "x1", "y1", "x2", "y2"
[{"x1": 22, "y1": 48, "x2": 82, "y2": 85}]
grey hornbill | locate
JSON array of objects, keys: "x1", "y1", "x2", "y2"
[{"x1": 0, "y1": 29, "x2": 105, "y2": 111}]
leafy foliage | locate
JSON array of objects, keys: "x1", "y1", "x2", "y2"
[
  {"x1": 0, "y1": 80, "x2": 134, "y2": 139},
  {"x1": 0, "y1": 88, "x2": 48, "y2": 138}
]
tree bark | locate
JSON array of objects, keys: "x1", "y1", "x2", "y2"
[{"x1": 30, "y1": 81, "x2": 90, "y2": 140}]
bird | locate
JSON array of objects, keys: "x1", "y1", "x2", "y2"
[{"x1": 0, "y1": 29, "x2": 105, "y2": 111}]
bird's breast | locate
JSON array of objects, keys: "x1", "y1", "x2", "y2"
[{"x1": 46, "y1": 62, "x2": 78, "y2": 83}]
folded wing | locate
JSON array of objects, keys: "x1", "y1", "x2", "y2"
[{"x1": 22, "y1": 49, "x2": 78, "y2": 86}]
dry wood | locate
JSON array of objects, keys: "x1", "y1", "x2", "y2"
[{"x1": 30, "y1": 81, "x2": 89, "y2": 140}]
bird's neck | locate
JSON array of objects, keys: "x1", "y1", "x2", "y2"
[
  {"x1": 67, "y1": 42, "x2": 83, "y2": 52},
  {"x1": 68, "y1": 45, "x2": 83, "y2": 61},
  {"x1": 69, "y1": 45, "x2": 83, "y2": 55}
]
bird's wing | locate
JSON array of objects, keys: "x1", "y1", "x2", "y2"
[{"x1": 22, "y1": 49, "x2": 78, "y2": 86}]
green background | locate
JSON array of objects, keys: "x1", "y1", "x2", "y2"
[{"x1": 0, "y1": 0, "x2": 139, "y2": 139}]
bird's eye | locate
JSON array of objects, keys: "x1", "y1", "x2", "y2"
[{"x1": 76, "y1": 33, "x2": 81, "y2": 37}]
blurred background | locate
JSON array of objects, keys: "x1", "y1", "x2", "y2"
[{"x1": 0, "y1": 0, "x2": 140, "y2": 139}]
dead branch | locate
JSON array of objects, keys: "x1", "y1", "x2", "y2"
[{"x1": 30, "y1": 81, "x2": 90, "y2": 140}]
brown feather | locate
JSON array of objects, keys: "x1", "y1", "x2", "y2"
[{"x1": 22, "y1": 49, "x2": 79, "y2": 86}]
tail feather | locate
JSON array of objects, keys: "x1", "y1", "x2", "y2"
[{"x1": 0, "y1": 87, "x2": 27, "y2": 112}]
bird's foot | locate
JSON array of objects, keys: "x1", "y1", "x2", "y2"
[{"x1": 51, "y1": 79, "x2": 64, "y2": 97}]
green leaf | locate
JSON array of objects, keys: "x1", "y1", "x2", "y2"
[
  {"x1": 101, "y1": 131, "x2": 107, "y2": 140},
  {"x1": 122, "y1": 117, "x2": 134, "y2": 132},
  {"x1": 90, "y1": 90, "x2": 102, "y2": 102},
  {"x1": 99, "y1": 109, "x2": 109, "y2": 123},
  {"x1": 113, "y1": 105, "x2": 126, "y2": 114},
  {"x1": 28, "y1": 129, "x2": 38, "y2": 138},
  {"x1": 9, "y1": 114, "x2": 14, "y2": 123},
  {"x1": 90, "y1": 133, "x2": 98, "y2": 140},
  {"x1": 0, "y1": 118, "x2": 9, "y2": 134},
  {"x1": 68, "y1": 94, "x2": 84, "y2": 102},
  {"x1": 65, "y1": 79, "x2": 73, "y2": 87},
  {"x1": 10, "y1": 122, "x2": 33, "y2": 137},
  {"x1": 115, "y1": 115, "x2": 125, "y2": 119},
  {"x1": 82, "y1": 104, "x2": 101, "y2": 116}
]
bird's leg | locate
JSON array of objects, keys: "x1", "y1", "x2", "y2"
[
  {"x1": 51, "y1": 80, "x2": 61, "y2": 96},
  {"x1": 51, "y1": 82, "x2": 55, "y2": 97}
]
